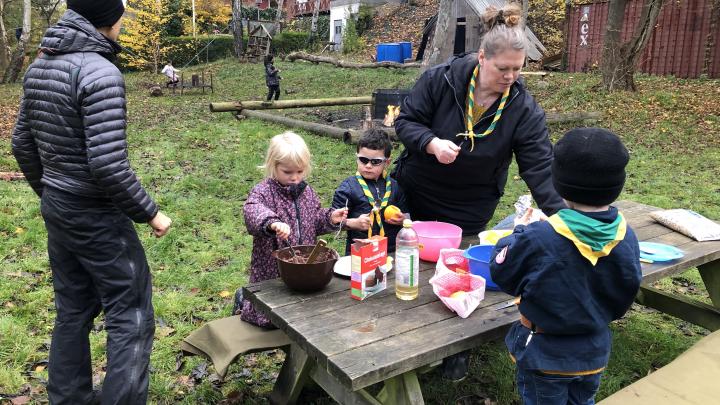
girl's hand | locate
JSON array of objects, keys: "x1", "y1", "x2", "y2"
[
  {"x1": 426, "y1": 138, "x2": 460, "y2": 165},
  {"x1": 331, "y1": 207, "x2": 348, "y2": 225},
  {"x1": 270, "y1": 222, "x2": 291, "y2": 240},
  {"x1": 348, "y1": 213, "x2": 372, "y2": 231}
]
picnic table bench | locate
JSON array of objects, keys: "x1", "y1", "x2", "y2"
[{"x1": 243, "y1": 200, "x2": 720, "y2": 404}]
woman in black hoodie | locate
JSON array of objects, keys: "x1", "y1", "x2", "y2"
[
  {"x1": 394, "y1": 5, "x2": 564, "y2": 237},
  {"x1": 393, "y1": 4, "x2": 565, "y2": 382}
]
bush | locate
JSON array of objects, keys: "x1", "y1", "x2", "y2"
[
  {"x1": 342, "y1": 18, "x2": 363, "y2": 54},
  {"x1": 271, "y1": 31, "x2": 310, "y2": 55},
  {"x1": 355, "y1": 5, "x2": 375, "y2": 37},
  {"x1": 286, "y1": 15, "x2": 330, "y2": 40},
  {"x1": 164, "y1": 35, "x2": 237, "y2": 66}
]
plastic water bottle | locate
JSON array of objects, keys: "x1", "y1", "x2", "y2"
[{"x1": 395, "y1": 219, "x2": 420, "y2": 300}]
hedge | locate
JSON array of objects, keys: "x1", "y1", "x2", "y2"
[{"x1": 271, "y1": 31, "x2": 311, "y2": 55}]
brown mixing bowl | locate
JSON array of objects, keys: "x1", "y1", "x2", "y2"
[{"x1": 272, "y1": 245, "x2": 339, "y2": 292}]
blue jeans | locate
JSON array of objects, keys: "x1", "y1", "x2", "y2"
[{"x1": 516, "y1": 367, "x2": 602, "y2": 405}]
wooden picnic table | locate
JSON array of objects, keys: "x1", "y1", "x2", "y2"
[{"x1": 243, "y1": 200, "x2": 720, "y2": 404}]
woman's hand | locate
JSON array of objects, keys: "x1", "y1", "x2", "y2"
[
  {"x1": 330, "y1": 207, "x2": 348, "y2": 225},
  {"x1": 270, "y1": 222, "x2": 291, "y2": 240},
  {"x1": 347, "y1": 213, "x2": 372, "y2": 231},
  {"x1": 149, "y1": 211, "x2": 172, "y2": 238},
  {"x1": 426, "y1": 138, "x2": 460, "y2": 164}
]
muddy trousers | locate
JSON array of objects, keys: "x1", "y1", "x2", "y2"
[{"x1": 41, "y1": 188, "x2": 155, "y2": 405}]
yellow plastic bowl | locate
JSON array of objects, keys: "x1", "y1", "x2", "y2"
[{"x1": 478, "y1": 229, "x2": 513, "y2": 245}]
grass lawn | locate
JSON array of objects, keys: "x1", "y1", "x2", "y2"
[{"x1": 1, "y1": 58, "x2": 718, "y2": 404}]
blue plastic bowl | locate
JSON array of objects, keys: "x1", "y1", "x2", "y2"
[{"x1": 464, "y1": 245, "x2": 500, "y2": 290}]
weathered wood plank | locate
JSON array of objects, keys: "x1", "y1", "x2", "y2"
[
  {"x1": 636, "y1": 286, "x2": 720, "y2": 331},
  {"x1": 309, "y1": 363, "x2": 382, "y2": 405},
  {"x1": 699, "y1": 259, "x2": 720, "y2": 307},
  {"x1": 305, "y1": 292, "x2": 510, "y2": 362},
  {"x1": 327, "y1": 304, "x2": 517, "y2": 390},
  {"x1": 375, "y1": 371, "x2": 424, "y2": 405},
  {"x1": 640, "y1": 239, "x2": 720, "y2": 284},
  {"x1": 270, "y1": 344, "x2": 312, "y2": 405}
]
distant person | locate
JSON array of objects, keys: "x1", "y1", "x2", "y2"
[
  {"x1": 264, "y1": 54, "x2": 281, "y2": 101},
  {"x1": 332, "y1": 129, "x2": 408, "y2": 255},
  {"x1": 235, "y1": 132, "x2": 347, "y2": 327},
  {"x1": 11, "y1": 0, "x2": 172, "y2": 403},
  {"x1": 161, "y1": 61, "x2": 180, "y2": 87},
  {"x1": 490, "y1": 128, "x2": 642, "y2": 405}
]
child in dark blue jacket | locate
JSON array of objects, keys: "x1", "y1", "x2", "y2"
[
  {"x1": 332, "y1": 129, "x2": 408, "y2": 255},
  {"x1": 490, "y1": 127, "x2": 642, "y2": 405}
]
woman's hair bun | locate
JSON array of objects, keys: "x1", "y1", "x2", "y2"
[{"x1": 483, "y1": 5, "x2": 522, "y2": 30}]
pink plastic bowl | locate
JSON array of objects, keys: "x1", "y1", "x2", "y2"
[{"x1": 412, "y1": 221, "x2": 463, "y2": 262}]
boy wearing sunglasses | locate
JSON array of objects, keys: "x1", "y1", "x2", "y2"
[{"x1": 332, "y1": 129, "x2": 408, "y2": 255}]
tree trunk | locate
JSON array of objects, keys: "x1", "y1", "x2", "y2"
[
  {"x1": 3, "y1": 0, "x2": 30, "y2": 83},
  {"x1": 0, "y1": 0, "x2": 12, "y2": 70},
  {"x1": 601, "y1": 0, "x2": 665, "y2": 91},
  {"x1": 425, "y1": 0, "x2": 454, "y2": 70},
  {"x1": 210, "y1": 96, "x2": 373, "y2": 112},
  {"x1": 286, "y1": 51, "x2": 421, "y2": 68},
  {"x1": 310, "y1": 0, "x2": 321, "y2": 36},
  {"x1": 232, "y1": 0, "x2": 244, "y2": 57},
  {"x1": 275, "y1": 0, "x2": 285, "y2": 23}
]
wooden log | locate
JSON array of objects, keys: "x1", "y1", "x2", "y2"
[
  {"x1": 287, "y1": 52, "x2": 421, "y2": 69},
  {"x1": 240, "y1": 109, "x2": 360, "y2": 142},
  {"x1": 546, "y1": 111, "x2": 602, "y2": 123},
  {"x1": 209, "y1": 96, "x2": 373, "y2": 112}
]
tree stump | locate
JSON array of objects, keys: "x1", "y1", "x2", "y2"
[{"x1": 149, "y1": 86, "x2": 163, "y2": 97}]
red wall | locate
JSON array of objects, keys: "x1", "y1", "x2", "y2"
[{"x1": 566, "y1": 0, "x2": 720, "y2": 78}]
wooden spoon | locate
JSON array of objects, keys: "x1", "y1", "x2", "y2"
[{"x1": 306, "y1": 239, "x2": 328, "y2": 264}]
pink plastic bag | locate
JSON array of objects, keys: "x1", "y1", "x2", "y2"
[{"x1": 430, "y1": 249, "x2": 486, "y2": 318}]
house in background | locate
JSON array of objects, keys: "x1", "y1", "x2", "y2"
[{"x1": 329, "y1": 0, "x2": 404, "y2": 50}]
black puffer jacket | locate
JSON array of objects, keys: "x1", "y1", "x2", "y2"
[
  {"x1": 393, "y1": 53, "x2": 564, "y2": 230},
  {"x1": 11, "y1": 10, "x2": 157, "y2": 223}
]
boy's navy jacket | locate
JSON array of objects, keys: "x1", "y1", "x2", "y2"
[
  {"x1": 265, "y1": 63, "x2": 280, "y2": 86},
  {"x1": 489, "y1": 207, "x2": 642, "y2": 373},
  {"x1": 332, "y1": 175, "x2": 407, "y2": 255}
]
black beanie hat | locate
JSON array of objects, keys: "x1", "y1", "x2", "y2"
[
  {"x1": 552, "y1": 127, "x2": 629, "y2": 206},
  {"x1": 67, "y1": 0, "x2": 125, "y2": 28}
]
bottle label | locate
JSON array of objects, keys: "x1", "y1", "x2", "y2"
[{"x1": 395, "y1": 248, "x2": 419, "y2": 288}]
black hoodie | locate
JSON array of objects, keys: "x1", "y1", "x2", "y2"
[{"x1": 393, "y1": 53, "x2": 564, "y2": 233}]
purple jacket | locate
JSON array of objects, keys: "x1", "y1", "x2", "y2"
[{"x1": 241, "y1": 178, "x2": 336, "y2": 326}]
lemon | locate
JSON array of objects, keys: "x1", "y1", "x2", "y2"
[
  {"x1": 383, "y1": 205, "x2": 403, "y2": 221},
  {"x1": 450, "y1": 290, "x2": 466, "y2": 299}
]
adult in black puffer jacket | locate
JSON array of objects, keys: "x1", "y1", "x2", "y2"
[
  {"x1": 11, "y1": 2, "x2": 172, "y2": 404},
  {"x1": 394, "y1": 6, "x2": 565, "y2": 237}
]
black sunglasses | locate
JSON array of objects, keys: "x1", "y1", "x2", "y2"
[{"x1": 357, "y1": 155, "x2": 387, "y2": 166}]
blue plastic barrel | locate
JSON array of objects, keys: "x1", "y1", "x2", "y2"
[
  {"x1": 376, "y1": 43, "x2": 403, "y2": 63},
  {"x1": 398, "y1": 42, "x2": 412, "y2": 61}
]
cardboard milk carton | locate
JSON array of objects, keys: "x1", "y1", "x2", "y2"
[{"x1": 350, "y1": 236, "x2": 388, "y2": 300}]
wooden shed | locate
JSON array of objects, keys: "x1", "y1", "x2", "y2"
[
  {"x1": 424, "y1": 0, "x2": 547, "y2": 66},
  {"x1": 565, "y1": 0, "x2": 720, "y2": 78}
]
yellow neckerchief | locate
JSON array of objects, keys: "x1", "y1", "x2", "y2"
[
  {"x1": 355, "y1": 170, "x2": 391, "y2": 238},
  {"x1": 547, "y1": 211, "x2": 627, "y2": 265},
  {"x1": 456, "y1": 63, "x2": 510, "y2": 152}
]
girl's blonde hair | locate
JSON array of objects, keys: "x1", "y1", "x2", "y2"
[
  {"x1": 262, "y1": 131, "x2": 312, "y2": 179},
  {"x1": 480, "y1": 4, "x2": 527, "y2": 59}
]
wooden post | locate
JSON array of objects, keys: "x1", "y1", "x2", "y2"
[
  {"x1": 362, "y1": 105, "x2": 373, "y2": 130},
  {"x1": 425, "y1": 0, "x2": 456, "y2": 71}
]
